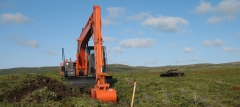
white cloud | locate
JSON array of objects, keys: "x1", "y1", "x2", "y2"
[
  {"x1": 194, "y1": 0, "x2": 213, "y2": 14},
  {"x1": 18, "y1": 40, "x2": 39, "y2": 48},
  {"x1": 8, "y1": 34, "x2": 22, "y2": 40},
  {"x1": 44, "y1": 50, "x2": 57, "y2": 55},
  {"x1": 176, "y1": 57, "x2": 200, "y2": 64},
  {"x1": 102, "y1": 18, "x2": 115, "y2": 25},
  {"x1": 102, "y1": 7, "x2": 125, "y2": 25},
  {"x1": 194, "y1": 0, "x2": 240, "y2": 23},
  {"x1": 217, "y1": 0, "x2": 240, "y2": 16},
  {"x1": 106, "y1": 7, "x2": 125, "y2": 19},
  {"x1": 137, "y1": 31, "x2": 144, "y2": 35},
  {"x1": 202, "y1": 38, "x2": 223, "y2": 46},
  {"x1": 194, "y1": 0, "x2": 240, "y2": 16},
  {"x1": 120, "y1": 38, "x2": 156, "y2": 48},
  {"x1": 103, "y1": 36, "x2": 115, "y2": 42},
  {"x1": 122, "y1": 28, "x2": 130, "y2": 34},
  {"x1": 107, "y1": 57, "x2": 129, "y2": 64},
  {"x1": 175, "y1": 59, "x2": 187, "y2": 64},
  {"x1": 178, "y1": 29, "x2": 193, "y2": 35},
  {"x1": 126, "y1": 12, "x2": 151, "y2": 20},
  {"x1": 222, "y1": 47, "x2": 236, "y2": 52},
  {"x1": 169, "y1": 43, "x2": 179, "y2": 47},
  {"x1": 107, "y1": 46, "x2": 123, "y2": 54},
  {"x1": 107, "y1": 57, "x2": 115, "y2": 64},
  {"x1": 141, "y1": 15, "x2": 188, "y2": 32},
  {"x1": 0, "y1": 13, "x2": 31, "y2": 24},
  {"x1": 9, "y1": 34, "x2": 39, "y2": 48},
  {"x1": 207, "y1": 16, "x2": 225, "y2": 24},
  {"x1": 184, "y1": 47, "x2": 194, "y2": 53},
  {"x1": 191, "y1": 57, "x2": 200, "y2": 61}
]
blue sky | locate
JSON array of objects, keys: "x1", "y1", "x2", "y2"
[{"x1": 0, "y1": 0, "x2": 240, "y2": 69}]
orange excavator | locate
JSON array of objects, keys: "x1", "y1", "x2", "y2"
[{"x1": 60, "y1": 5, "x2": 117, "y2": 102}]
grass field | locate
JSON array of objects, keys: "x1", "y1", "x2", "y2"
[{"x1": 0, "y1": 62, "x2": 240, "y2": 107}]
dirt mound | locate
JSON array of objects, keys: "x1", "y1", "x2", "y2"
[{"x1": 6, "y1": 76, "x2": 83, "y2": 103}]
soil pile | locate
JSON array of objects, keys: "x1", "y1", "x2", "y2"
[{"x1": 5, "y1": 76, "x2": 84, "y2": 103}]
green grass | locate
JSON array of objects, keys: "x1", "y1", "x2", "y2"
[
  {"x1": 0, "y1": 67, "x2": 58, "y2": 75},
  {"x1": 0, "y1": 62, "x2": 240, "y2": 107}
]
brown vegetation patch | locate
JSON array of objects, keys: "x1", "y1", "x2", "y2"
[
  {"x1": 230, "y1": 87, "x2": 240, "y2": 90},
  {"x1": 5, "y1": 76, "x2": 83, "y2": 103}
]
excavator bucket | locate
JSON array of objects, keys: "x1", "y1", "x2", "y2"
[
  {"x1": 66, "y1": 76, "x2": 114, "y2": 87},
  {"x1": 94, "y1": 89, "x2": 117, "y2": 102}
]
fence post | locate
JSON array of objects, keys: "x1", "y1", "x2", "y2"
[{"x1": 131, "y1": 82, "x2": 137, "y2": 107}]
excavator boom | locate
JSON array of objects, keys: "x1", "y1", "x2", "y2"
[{"x1": 60, "y1": 5, "x2": 117, "y2": 102}]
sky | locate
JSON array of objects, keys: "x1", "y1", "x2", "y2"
[{"x1": 0, "y1": 0, "x2": 240, "y2": 69}]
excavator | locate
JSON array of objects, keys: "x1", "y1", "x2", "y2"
[{"x1": 59, "y1": 5, "x2": 117, "y2": 102}]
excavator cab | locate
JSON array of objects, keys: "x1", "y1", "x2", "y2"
[
  {"x1": 85, "y1": 46, "x2": 107, "y2": 75},
  {"x1": 60, "y1": 46, "x2": 113, "y2": 87}
]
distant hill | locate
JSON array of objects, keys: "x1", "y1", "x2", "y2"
[
  {"x1": 0, "y1": 67, "x2": 58, "y2": 75},
  {"x1": 0, "y1": 62, "x2": 239, "y2": 75}
]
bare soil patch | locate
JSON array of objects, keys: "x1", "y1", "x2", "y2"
[{"x1": 5, "y1": 76, "x2": 88, "y2": 103}]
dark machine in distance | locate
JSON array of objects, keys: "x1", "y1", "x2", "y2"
[{"x1": 160, "y1": 69, "x2": 185, "y2": 77}]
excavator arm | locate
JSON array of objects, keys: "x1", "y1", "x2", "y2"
[
  {"x1": 74, "y1": 5, "x2": 117, "y2": 102},
  {"x1": 75, "y1": 13, "x2": 93, "y2": 76}
]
